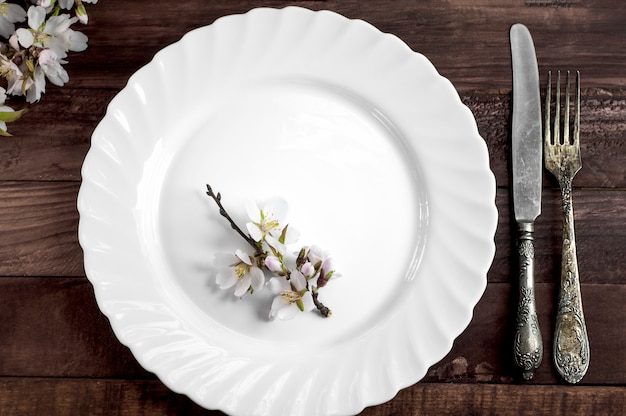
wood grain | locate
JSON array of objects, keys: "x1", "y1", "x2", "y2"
[
  {"x1": 1, "y1": 278, "x2": 623, "y2": 384},
  {"x1": 0, "y1": 1, "x2": 624, "y2": 414},
  {"x1": 2, "y1": 182, "x2": 624, "y2": 284},
  {"x1": 361, "y1": 383, "x2": 626, "y2": 416},
  {"x1": 0, "y1": 181, "x2": 83, "y2": 277},
  {"x1": 1, "y1": 90, "x2": 623, "y2": 186},
  {"x1": 0, "y1": 378, "x2": 213, "y2": 416},
  {"x1": 63, "y1": 0, "x2": 626, "y2": 91},
  {"x1": 0, "y1": 378, "x2": 623, "y2": 416}
]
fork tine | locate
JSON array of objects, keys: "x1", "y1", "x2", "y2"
[
  {"x1": 564, "y1": 71, "x2": 571, "y2": 144},
  {"x1": 545, "y1": 71, "x2": 552, "y2": 145},
  {"x1": 554, "y1": 71, "x2": 561, "y2": 144},
  {"x1": 574, "y1": 70, "x2": 581, "y2": 148}
]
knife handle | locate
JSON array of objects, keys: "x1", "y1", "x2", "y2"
[
  {"x1": 553, "y1": 180, "x2": 589, "y2": 383},
  {"x1": 513, "y1": 222, "x2": 543, "y2": 380}
]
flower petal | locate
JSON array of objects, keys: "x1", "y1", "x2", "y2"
[
  {"x1": 268, "y1": 276, "x2": 290, "y2": 294},
  {"x1": 263, "y1": 235, "x2": 286, "y2": 255},
  {"x1": 234, "y1": 275, "x2": 250, "y2": 297},
  {"x1": 68, "y1": 29, "x2": 88, "y2": 52},
  {"x1": 216, "y1": 269, "x2": 237, "y2": 289},
  {"x1": 15, "y1": 28, "x2": 33, "y2": 48},
  {"x1": 246, "y1": 222, "x2": 263, "y2": 242},
  {"x1": 235, "y1": 249, "x2": 252, "y2": 265},
  {"x1": 269, "y1": 296, "x2": 286, "y2": 321},
  {"x1": 290, "y1": 270, "x2": 307, "y2": 291},
  {"x1": 249, "y1": 267, "x2": 265, "y2": 292},
  {"x1": 263, "y1": 198, "x2": 288, "y2": 223},
  {"x1": 275, "y1": 303, "x2": 299, "y2": 320},
  {"x1": 58, "y1": 0, "x2": 74, "y2": 9},
  {"x1": 282, "y1": 225, "x2": 300, "y2": 244},
  {"x1": 27, "y1": 6, "x2": 46, "y2": 30},
  {"x1": 301, "y1": 291, "x2": 315, "y2": 312},
  {"x1": 5, "y1": 4, "x2": 27, "y2": 24},
  {"x1": 245, "y1": 198, "x2": 261, "y2": 222}
]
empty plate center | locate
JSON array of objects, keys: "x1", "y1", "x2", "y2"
[{"x1": 156, "y1": 81, "x2": 427, "y2": 347}]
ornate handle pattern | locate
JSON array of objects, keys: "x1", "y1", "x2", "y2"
[
  {"x1": 554, "y1": 179, "x2": 590, "y2": 383},
  {"x1": 513, "y1": 222, "x2": 543, "y2": 380}
]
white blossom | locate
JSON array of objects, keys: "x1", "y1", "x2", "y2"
[
  {"x1": 206, "y1": 190, "x2": 337, "y2": 321},
  {"x1": 0, "y1": 1, "x2": 27, "y2": 39},
  {"x1": 246, "y1": 198, "x2": 299, "y2": 254},
  {"x1": 38, "y1": 48, "x2": 68, "y2": 86},
  {"x1": 215, "y1": 249, "x2": 265, "y2": 297},
  {"x1": 16, "y1": 6, "x2": 87, "y2": 58},
  {"x1": 26, "y1": 65, "x2": 46, "y2": 102},
  {"x1": 0, "y1": 53, "x2": 24, "y2": 96},
  {"x1": 268, "y1": 271, "x2": 315, "y2": 321}
]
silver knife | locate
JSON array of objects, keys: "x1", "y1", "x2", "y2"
[{"x1": 510, "y1": 23, "x2": 543, "y2": 380}]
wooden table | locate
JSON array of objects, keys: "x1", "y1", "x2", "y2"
[{"x1": 1, "y1": 1, "x2": 624, "y2": 415}]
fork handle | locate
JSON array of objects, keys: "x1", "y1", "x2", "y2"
[
  {"x1": 513, "y1": 222, "x2": 543, "y2": 380},
  {"x1": 554, "y1": 179, "x2": 590, "y2": 383}
]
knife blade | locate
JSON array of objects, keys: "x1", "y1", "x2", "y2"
[{"x1": 510, "y1": 23, "x2": 543, "y2": 380}]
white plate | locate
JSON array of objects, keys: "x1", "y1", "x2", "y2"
[{"x1": 78, "y1": 7, "x2": 497, "y2": 416}]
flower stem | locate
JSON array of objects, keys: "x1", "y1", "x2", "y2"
[
  {"x1": 312, "y1": 289, "x2": 332, "y2": 318},
  {"x1": 206, "y1": 184, "x2": 261, "y2": 254}
]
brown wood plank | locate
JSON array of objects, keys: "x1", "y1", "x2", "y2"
[
  {"x1": 361, "y1": 383, "x2": 626, "y2": 416},
  {"x1": 492, "y1": 188, "x2": 626, "y2": 285},
  {"x1": 0, "y1": 89, "x2": 624, "y2": 185},
  {"x1": 0, "y1": 377, "x2": 623, "y2": 416},
  {"x1": 3, "y1": 181, "x2": 625, "y2": 284},
  {"x1": 0, "y1": 181, "x2": 83, "y2": 277},
  {"x1": 0, "y1": 1, "x2": 622, "y2": 415},
  {"x1": 62, "y1": 1, "x2": 626, "y2": 91},
  {"x1": 1, "y1": 277, "x2": 624, "y2": 384},
  {"x1": 0, "y1": 277, "x2": 149, "y2": 378},
  {"x1": 430, "y1": 282, "x2": 626, "y2": 385},
  {"x1": 0, "y1": 89, "x2": 114, "y2": 182},
  {"x1": 0, "y1": 3, "x2": 623, "y2": 182},
  {"x1": 0, "y1": 378, "x2": 214, "y2": 416},
  {"x1": 463, "y1": 90, "x2": 626, "y2": 189}
]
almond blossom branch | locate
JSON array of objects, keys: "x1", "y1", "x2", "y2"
[{"x1": 208, "y1": 188, "x2": 338, "y2": 321}]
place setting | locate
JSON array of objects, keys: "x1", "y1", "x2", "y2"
[{"x1": 2, "y1": 2, "x2": 620, "y2": 415}]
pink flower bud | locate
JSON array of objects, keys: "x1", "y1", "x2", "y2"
[
  {"x1": 322, "y1": 258, "x2": 334, "y2": 276},
  {"x1": 264, "y1": 256, "x2": 283, "y2": 273},
  {"x1": 301, "y1": 262, "x2": 315, "y2": 278}
]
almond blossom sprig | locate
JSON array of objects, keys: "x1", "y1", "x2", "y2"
[
  {"x1": 0, "y1": 0, "x2": 98, "y2": 135},
  {"x1": 206, "y1": 184, "x2": 337, "y2": 320}
]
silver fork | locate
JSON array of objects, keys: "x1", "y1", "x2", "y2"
[{"x1": 544, "y1": 70, "x2": 590, "y2": 383}]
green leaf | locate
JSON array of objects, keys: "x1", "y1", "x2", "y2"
[
  {"x1": 0, "y1": 128, "x2": 12, "y2": 137},
  {"x1": 0, "y1": 108, "x2": 27, "y2": 123},
  {"x1": 296, "y1": 299, "x2": 305, "y2": 312},
  {"x1": 279, "y1": 224, "x2": 289, "y2": 244}
]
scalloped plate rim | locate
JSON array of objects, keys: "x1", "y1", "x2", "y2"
[{"x1": 78, "y1": 6, "x2": 497, "y2": 416}]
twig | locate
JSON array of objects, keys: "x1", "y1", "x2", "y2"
[
  {"x1": 312, "y1": 289, "x2": 332, "y2": 317},
  {"x1": 206, "y1": 184, "x2": 260, "y2": 254}
]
